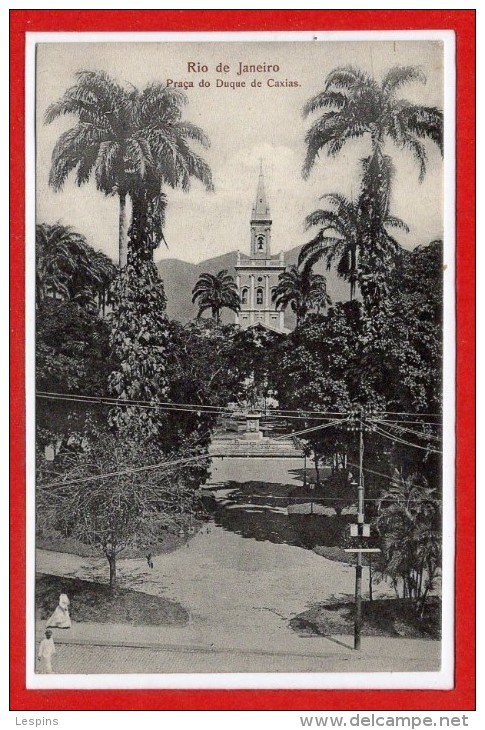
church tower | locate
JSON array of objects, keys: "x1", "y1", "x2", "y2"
[
  {"x1": 250, "y1": 164, "x2": 272, "y2": 259},
  {"x1": 235, "y1": 163, "x2": 286, "y2": 331}
]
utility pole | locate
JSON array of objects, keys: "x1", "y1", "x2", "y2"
[
  {"x1": 354, "y1": 409, "x2": 365, "y2": 651},
  {"x1": 346, "y1": 407, "x2": 380, "y2": 650}
]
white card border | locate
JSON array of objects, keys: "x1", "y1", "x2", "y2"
[{"x1": 25, "y1": 28, "x2": 456, "y2": 691}]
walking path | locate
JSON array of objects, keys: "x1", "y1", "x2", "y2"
[
  {"x1": 35, "y1": 635, "x2": 440, "y2": 675},
  {"x1": 36, "y1": 523, "x2": 440, "y2": 673}
]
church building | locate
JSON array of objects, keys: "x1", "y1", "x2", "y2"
[{"x1": 235, "y1": 165, "x2": 287, "y2": 332}]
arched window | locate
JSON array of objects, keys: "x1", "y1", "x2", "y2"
[
  {"x1": 257, "y1": 235, "x2": 265, "y2": 251},
  {"x1": 241, "y1": 288, "x2": 248, "y2": 305},
  {"x1": 256, "y1": 288, "x2": 264, "y2": 305}
]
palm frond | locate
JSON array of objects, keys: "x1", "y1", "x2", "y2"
[
  {"x1": 403, "y1": 106, "x2": 444, "y2": 155},
  {"x1": 302, "y1": 89, "x2": 347, "y2": 117},
  {"x1": 382, "y1": 65, "x2": 426, "y2": 95},
  {"x1": 384, "y1": 215, "x2": 410, "y2": 233}
]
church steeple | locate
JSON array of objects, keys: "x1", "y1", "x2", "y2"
[
  {"x1": 250, "y1": 162, "x2": 272, "y2": 258},
  {"x1": 234, "y1": 161, "x2": 287, "y2": 332},
  {"x1": 252, "y1": 160, "x2": 271, "y2": 221}
]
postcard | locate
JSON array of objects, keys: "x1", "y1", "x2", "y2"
[{"x1": 9, "y1": 9, "x2": 475, "y2": 713}]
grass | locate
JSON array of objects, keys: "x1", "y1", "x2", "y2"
[
  {"x1": 289, "y1": 596, "x2": 441, "y2": 640},
  {"x1": 313, "y1": 545, "x2": 356, "y2": 565},
  {"x1": 36, "y1": 573, "x2": 189, "y2": 627},
  {"x1": 37, "y1": 519, "x2": 205, "y2": 559}
]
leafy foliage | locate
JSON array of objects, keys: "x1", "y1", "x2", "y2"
[
  {"x1": 45, "y1": 70, "x2": 213, "y2": 265},
  {"x1": 299, "y1": 192, "x2": 407, "y2": 302},
  {"x1": 359, "y1": 240, "x2": 443, "y2": 416},
  {"x1": 107, "y1": 222, "x2": 171, "y2": 443},
  {"x1": 375, "y1": 473, "x2": 441, "y2": 616},
  {"x1": 272, "y1": 264, "x2": 331, "y2": 325},
  {"x1": 191, "y1": 269, "x2": 240, "y2": 324},
  {"x1": 36, "y1": 298, "x2": 114, "y2": 445},
  {"x1": 163, "y1": 319, "x2": 245, "y2": 448},
  {"x1": 302, "y1": 64, "x2": 443, "y2": 180},
  {"x1": 36, "y1": 222, "x2": 116, "y2": 311},
  {"x1": 37, "y1": 434, "x2": 207, "y2": 589},
  {"x1": 271, "y1": 237, "x2": 442, "y2": 499}
]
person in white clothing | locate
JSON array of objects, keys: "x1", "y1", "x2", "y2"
[
  {"x1": 37, "y1": 629, "x2": 56, "y2": 673},
  {"x1": 47, "y1": 593, "x2": 71, "y2": 629}
]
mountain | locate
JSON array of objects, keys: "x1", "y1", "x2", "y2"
[{"x1": 156, "y1": 245, "x2": 350, "y2": 327}]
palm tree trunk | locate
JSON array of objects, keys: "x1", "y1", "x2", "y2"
[
  {"x1": 119, "y1": 192, "x2": 127, "y2": 268},
  {"x1": 350, "y1": 246, "x2": 357, "y2": 301}
]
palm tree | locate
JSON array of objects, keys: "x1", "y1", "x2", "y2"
[
  {"x1": 36, "y1": 222, "x2": 87, "y2": 303},
  {"x1": 45, "y1": 71, "x2": 213, "y2": 267},
  {"x1": 302, "y1": 65, "x2": 443, "y2": 182},
  {"x1": 299, "y1": 193, "x2": 408, "y2": 301},
  {"x1": 191, "y1": 270, "x2": 240, "y2": 324},
  {"x1": 272, "y1": 264, "x2": 331, "y2": 326},
  {"x1": 65, "y1": 245, "x2": 116, "y2": 314},
  {"x1": 90, "y1": 249, "x2": 116, "y2": 315},
  {"x1": 301, "y1": 66, "x2": 441, "y2": 307},
  {"x1": 376, "y1": 473, "x2": 441, "y2": 616},
  {"x1": 36, "y1": 222, "x2": 116, "y2": 313}
]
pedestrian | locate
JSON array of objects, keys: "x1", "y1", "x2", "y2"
[
  {"x1": 46, "y1": 593, "x2": 71, "y2": 629},
  {"x1": 37, "y1": 629, "x2": 56, "y2": 673}
]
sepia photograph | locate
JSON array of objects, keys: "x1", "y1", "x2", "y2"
[{"x1": 29, "y1": 35, "x2": 451, "y2": 685}]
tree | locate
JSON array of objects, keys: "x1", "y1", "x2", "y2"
[
  {"x1": 299, "y1": 193, "x2": 407, "y2": 301},
  {"x1": 45, "y1": 70, "x2": 213, "y2": 266},
  {"x1": 375, "y1": 473, "x2": 441, "y2": 617},
  {"x1": 302, "y1": 65, "x2": 443, "y2": 183},
  {"x1": 36, "y1": 222, "x2": 87, "y2": 304},
  {"x1": 191, "y1": 270, "x2": 240, "y2": 324},
  {"x1": 302, "y1": 66, "x2": 442, "y2": 306},
  {"x1": 270, "y1": 309, "x2": 354, "y2": 482},
  {"x1": 163, "y1": 319, "x2": 247, "y2": 451},
  {"x1": 272, "y1": 264, "x2": 331, "y2": 325},
  {"x1": 64, "y1": 241, "x2": 116, "y2": 313},
  {"x1": 36, "y1": 296, "x2": 115, "y2": 455},
  {"x1": 357, "y1": 239, "x2": 443, "y2": 417},
  {"x1": 107, "y1": 227, "x2": 172, "y2": 444},
  {"x1": 36, "y1": 222, "x2": 116, "y2": 313},
  {"x1": 89, "y1": 249, "x2": 117, "y2": 316},
  {"x1": 36, "y1": 434, "x2": 206, "y2": 589}
]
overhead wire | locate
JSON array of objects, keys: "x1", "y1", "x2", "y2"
[
  {"x1": 36, "y1": 391, "x2": 347, "y2": 421},
  {"x1": 36, "y1": 391, "x2": 442, "y2": 418},
  {"x1": 371, "y1": 422, "x2": 443, "y2": 455},
  {"x1": 370, "y1": 419, "x2": 442, "y2": 442},
  {"x1": 38, "y1": 452, "x2": 211, "y2": 490},
  {"x1": 38, "y1": 417, "x2": 347, "y2": 490}
]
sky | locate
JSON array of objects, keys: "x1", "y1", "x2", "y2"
[{"x1": 36, "y1": 39, "x2": 444, "y2": 265}]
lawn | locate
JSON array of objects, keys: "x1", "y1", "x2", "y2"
[
  {"x1": 36, "y1": 573, "x2": 189, "y2": 627},
  {"x1": 290, "y1": 597, "x2": 441, "y2": 640},
  {"x1": 36, "y1": 519, "x2": 205, "y2": 559}
]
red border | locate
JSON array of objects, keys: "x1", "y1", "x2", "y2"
[{"x1": 10, "y1": 9, "x2": 475, "y2": 711}]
